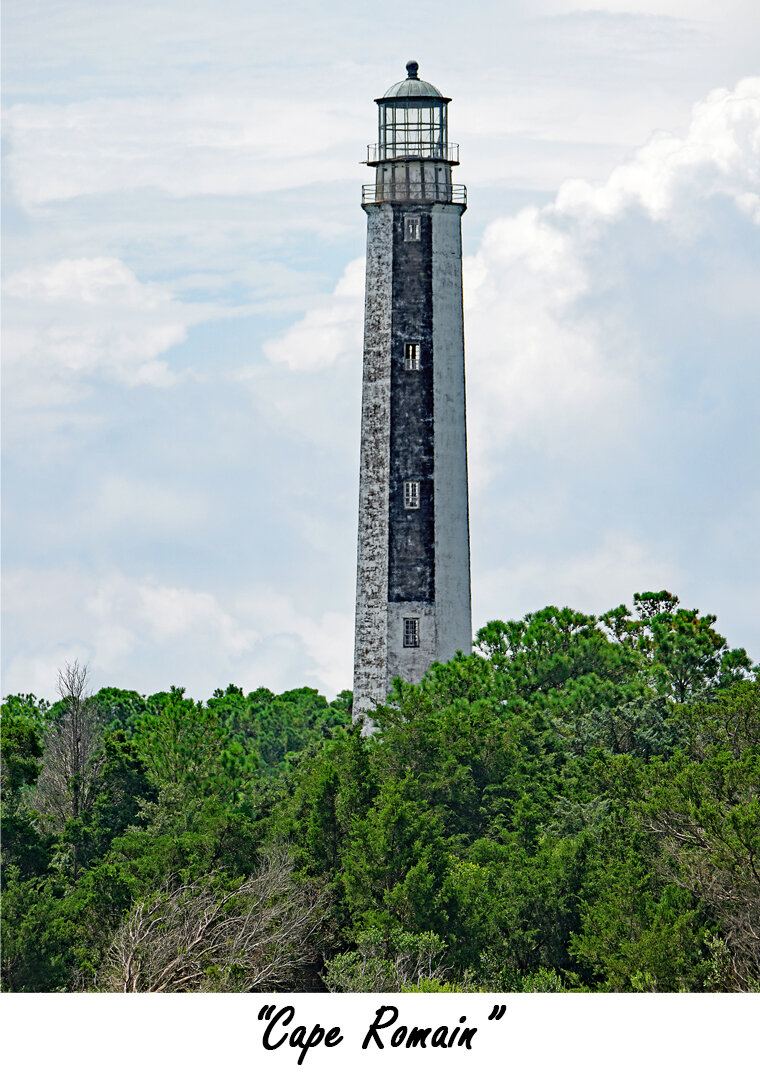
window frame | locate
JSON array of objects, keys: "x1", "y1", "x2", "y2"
[
  {"x1": 403, "y1": 481, "x2": 421, "y2": 509},
  {"x1": 404, "y1": 215, "x2": 421, "y2": 242},
  {"x1": 403, "y1": 617, "x2": 420, "y2": 648},
  {"x1": 404, "y1": 343, "x2": 421, "y2": 371}
]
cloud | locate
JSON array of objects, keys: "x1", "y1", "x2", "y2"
[
  {"x1": 4, "y1": 70, "x2": 759, "y2": 705},
  {"x1": 259, "y1": 77, "x2": 759, "y2": 482},
  {"x1": 249, "y1": 75, "x2": 760, "y2": 526},
  {"x1": 464, "y1": 204, "x2": 637, "y2": 487},
  {"x1": 553, "y1": 77, "x2": 760, "y2": 226},
  {"x1": 2, "y1": 568, "x2": 353, "y2": 702},
  {"x1": 4, "y1": 256, "x2": 173, "y2": 307},
  {"x1": 4, "y1": 95, "x2": 365, "y2": 206},
  {"x1": 3, "y1": 257, "x2": 193, "y2": 397},
  {"x1": 474, "y1": 530, "x2": 680, "y2": 625},
  {"x1": 463, "y1": 76, "x2": 760, "y2": 482},
  {"x1": 92, "y1": 475, "x2": 210, "y2": 536},
  {"x1": 262, "y1": 257, "x2": 365, "y2": 371}
]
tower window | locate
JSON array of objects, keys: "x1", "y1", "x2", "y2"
[
  {"x1": 403, "y1": 618, "x2": 420, "y2": 648},
  {"x1": 403, "y1": 481, "x2": 420, "y2": 509},
  {"x1": 404, "y1": 215, "x2": 421, "y2": 241},
  {"x1": 404, "y1": 343, "x2": 421, "y2": 370}
]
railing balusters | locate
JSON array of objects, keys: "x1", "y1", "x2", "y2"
[
  {"x1": 361, "y1": 182, "x2": 467, "y2": 206},
  {"x1": 364, "y1": 143, "x2": 460, "y2": 165}
]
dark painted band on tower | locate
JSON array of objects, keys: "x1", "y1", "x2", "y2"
[{"x1": 388, "y1": 206, "x2": 435, "y2": 604}]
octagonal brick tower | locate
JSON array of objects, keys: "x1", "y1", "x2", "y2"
[{"x1": 352, "y1": 61, "x2": 471, "y2": 732}]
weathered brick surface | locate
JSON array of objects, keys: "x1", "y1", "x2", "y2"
[
  {"x1": 353, "y1": 201, "x2": 471, "y2": 733},
  {"x1": 352, "y1": 205, "x2": 393, "y2": 726},
  {"x1": 432, "y1": 205, "x2": 472, "y2": 665},
  {"x1": 388, "y1": 207, "x2": 435, "y2": 605}
]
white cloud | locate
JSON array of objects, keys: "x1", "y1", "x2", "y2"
[
  {"x1": 262, "y1": 257, "x2": 365, "y2": 371},
  {"x1": 133, "y1": 582, "x2": 254, "y2": 651},
  {"x1": 2, "y1": 568, "x2": 353, "y2": 702},
  {"x1": 464, "y1": 205, "x2": 636, "y2": 486},
  {"x1": 3, "y1": 257, "x2": 192, "y2": 394},
  {"x1": 553, "y1": 77, "x2": 760, "y2": 226},
  {"x1": 4, "y1": 256, "x2": 173, "y2": 307},
  {"x1": 474, "y1": 531, "x2": 680, "y2": 626},
  {"x1": 4, "y1": 95, "x2": 365, "y2": 207},
  {"x1": 251, "y1": 78, "x2": 760, "y2": 497},
  {"x1": 92, "y1": 475, "x2": 209, "y2": 535},
  {"x1": 547, "y1": 0, "x2": 754, "y2": 18},
  {"x1": 234, "y1": 585, "x2": 354, "y2": 697},
  {"x1": 464, "y1": 76, "x2": 760, "y2": 483}
]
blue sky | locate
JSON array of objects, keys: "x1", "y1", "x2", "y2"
[{"x1": 2, "y1": 0, "x2": 759, "y2": 702}]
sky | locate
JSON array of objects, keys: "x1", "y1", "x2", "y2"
[{"x1": 2, "y1": 0, "x2": 759, "y2": 704}]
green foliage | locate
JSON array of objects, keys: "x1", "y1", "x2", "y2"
[
  {"x1": 1, "y1": 694, "x2": 47, "y2": 798},
  {"x1": 607, "y1": 591, "x2": 755, "y2": 702},
  {"x1": 635, "y1": 682, "x2": 760, "y2": 990},
  {"x1": 2, "y1": 591, "x2": 757, "y2": 994},
  {"x1": 324, "y1": 927, "x2": 449, "y2": 992},
  {"x1": 571, "y1": 860, "x2": 708, "y2": 992},
  {"x1": 561, "y1": 696, "x2": 682, "y2": 761},
  {"x1": 340, "y1": 776, "x2": 451, "y2": 936},
  {"x1": 278, "y1": 726, "x2": 375, "y2": 881},
  {"x1": 135, "y1": 689, "x2": 229, "y2": 791},
  {"x1": 205, "y1": 683, "x2": 348, "y2": 772},
  {"x1": 446, "y1": 834, "x2": 591, "y2": 978},
  {"x1": 474, "y1": 605, "x2": 646, "y2": 713},
  {"x1": 89, "y1": 687, "x2": 149, "y2": 736},
  {"x1": 1, "y1": 694, "x2": 52, "y2": 878}
]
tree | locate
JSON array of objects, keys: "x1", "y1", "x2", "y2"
[
  {"x1": 604, "y1": 592, "x2": 755, "y2": 703},
  {"x1": 30, "y1": 662, "x2": 104, "y2": 833},
  {"x1": 340, "y1": 776, "x2": 452, "y2": 937},
  {"x1": 474, "y1": 605, "x2": 645, "y2": 715},
  {"x1": 222, "y1": 685, "x2": 349, "y2": 771},
  {"x1": 570, "y1": 857, "x2": 708, "y2": 991},
  {"x1": 1, "y1": 694, "x2": 51, "y2": 877},
  {"x1": 3, "y1": 593, "x2": 755, "y2": 994},
  {"x1": 324, "y1": 927, "x2": 449, "y2": 992},
  {"x1": 0, "y1": 693, "x2": 46, "y2": 799},
  {"x1": 102, "y1": 847, "x2": 324, "y2": 992},
  {"x1": 134, "y1": 687, "x2": 258, "y2": 803},
  {"x1": 89, "y1": 686, "x2": 149, "y2": 736},
  {"x1": 638, "y1": 682, "x2": 760, "y2": 990}
]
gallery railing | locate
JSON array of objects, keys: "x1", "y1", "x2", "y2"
[
  {"x1": 361, "y1": 181, "x2": 467, "y2": 206},
  {"x1": 365, "y1": 142, "x2": 460, "y2": 165}
]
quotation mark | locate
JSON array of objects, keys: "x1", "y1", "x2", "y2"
[
  {"x1": 488, "y1": 1004, "x2": 506, "y2": 1021},
  {"x1": 258, "y1": 1005, "x2": 276, "y2": 1021}
]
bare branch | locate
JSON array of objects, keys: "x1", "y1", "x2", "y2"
[
  {"x1": 28, "y1": 660, "x2": 104, "y2": 840},
  {"x1": 102, "y1": 848, "x2": 324, "y2": 993}
]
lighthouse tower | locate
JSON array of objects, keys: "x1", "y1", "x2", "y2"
[{"x1": 352, "y1": 61, "x2": 471, "y2": 731}]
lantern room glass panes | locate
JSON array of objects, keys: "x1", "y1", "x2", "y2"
[{"x1": 379, "y1": 103, "x2": 447, "y2": 159}]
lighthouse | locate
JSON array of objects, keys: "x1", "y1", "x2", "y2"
[{"x1": 352, "y1": 61, "x2": 471, "y2": 731}]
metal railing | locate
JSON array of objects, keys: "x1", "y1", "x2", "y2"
[
  {"x1": 365, "y1": 142, "x2": 459, "y2": 164},
  {"x1": 362, "y1": 182, "x2": 467, "y2": 206}
]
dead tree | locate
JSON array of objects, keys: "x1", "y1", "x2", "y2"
[
  {"x1": 30, "y1": 661, "x2": 104, "y2": 833},
  {"x1": 103, "y1": 847, "x2": 324, "y2": 993}
]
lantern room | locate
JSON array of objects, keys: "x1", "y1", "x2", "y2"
[
  {"x1": 363, "y1": 61, "x2": 465, "y2": 206},
  {"x1": 373, "y1": 61, "x2": 452, "y2": 161}
]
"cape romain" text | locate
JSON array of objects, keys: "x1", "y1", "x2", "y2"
[{"x1": 257, "y1": 1004, "x2": 479, "y2": 1064}]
